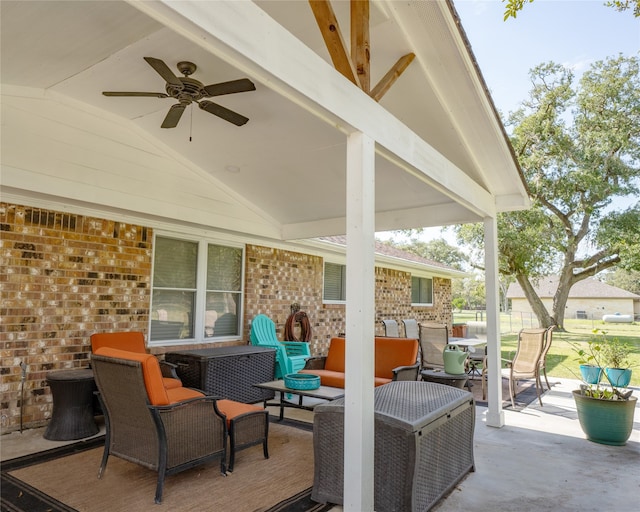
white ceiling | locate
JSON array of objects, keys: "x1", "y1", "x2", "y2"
[{"x1": 0, "y1": 0, "x2": 528, "y2": 240}]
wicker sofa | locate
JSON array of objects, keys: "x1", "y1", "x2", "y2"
[{"x1": 299, "y1": 336, "x2": 419, "y2": 387}]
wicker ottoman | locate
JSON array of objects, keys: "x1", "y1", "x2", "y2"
[{"x1": 312, "y1": 381, "x2": 475, "y2": 512}]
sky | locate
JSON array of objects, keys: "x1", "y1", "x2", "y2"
[
  {"x1": 379, "y1": 0, "x2": 639, "y2": 244},
  {"x1": 453, "y1": 0, "x2": 640, "y2": 116}
]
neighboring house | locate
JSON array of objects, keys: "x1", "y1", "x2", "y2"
[{"x1": 507, "y1": 276, "x2": 640, "y2": 321}]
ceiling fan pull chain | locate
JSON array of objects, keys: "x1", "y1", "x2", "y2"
[{"x1": 189, "y1": 103, "x2": 193, "y2": 142}]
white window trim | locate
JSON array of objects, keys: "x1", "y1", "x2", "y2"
[
  {"x1": 149, "y1": 231, "x2": 245, "y2": 346},
  {"x1": 411, "y1": 275, "x2": 434, "y2": 307}
]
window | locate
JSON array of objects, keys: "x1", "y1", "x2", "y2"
[
  {"x1": 411, "y1": 276, "x2": 433, "y2": 305},
  {"x1": 150, "y1": 235, "x2": 243, "y2": 343},
  {"x1": 323, "y1": 262, "x2": 346, "y2": 301}
]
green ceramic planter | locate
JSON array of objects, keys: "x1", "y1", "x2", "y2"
[{"x1": 572, "y1": 390, "x2": 637, "y2": 446}]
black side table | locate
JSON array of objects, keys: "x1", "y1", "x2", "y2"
[
  {"x1": 421, "y1": 369, "x2": 469, "y2": 390},
  {"x1": 44, "y1": 369, "x2": 99, "y2": 441}
]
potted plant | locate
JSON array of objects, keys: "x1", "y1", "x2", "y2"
[
  {"x1": 602, "y1": 336, "x2": 632, "y2": 388},
  {"x1": 570, "y1": 330, "x2": 636, "y2": 446},
  {"x1": 573, "y1": 337, "x2": 603, "y2": 385}
]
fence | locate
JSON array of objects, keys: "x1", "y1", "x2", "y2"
[{"x1": 453, "y1": 310, "x2": 540, "y2": 336}]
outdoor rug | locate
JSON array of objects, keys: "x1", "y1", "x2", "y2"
[
  {"x1": 471, "y1": 375, "x2": 555, "y2": 410},
  {"x1": 1, "y1": 418, "x2": 333, "y2": 512}
]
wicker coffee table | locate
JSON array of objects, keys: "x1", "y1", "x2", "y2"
[{"x1": 254, "y1": 380, "x2": 344, "y2": 420}]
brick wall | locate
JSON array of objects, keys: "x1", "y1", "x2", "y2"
[
  {"x1": 0, "y1": 203, "x2": 154, "y2": 433},
  {"x1": 1, "y1": 203, "x2": 452, "y2": 433},
  {"x1": 246, "y1": 245, "x2": 452, "y2": 356}
]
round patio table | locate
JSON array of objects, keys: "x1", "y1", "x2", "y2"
[
  {"x1": 44, "y1": 369, "x2": 99, "y2": 441},
  {"x1": 421, "y1": 369, "x2": 468, "y2": 390}
]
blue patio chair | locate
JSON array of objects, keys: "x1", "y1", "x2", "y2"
[{"x1": 250, "y1": 314, "x2": 311, "y2": 379}]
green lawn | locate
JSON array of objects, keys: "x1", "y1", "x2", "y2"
[{"x1": 453, "y1": 312, "x2": 640, "y2": 387}]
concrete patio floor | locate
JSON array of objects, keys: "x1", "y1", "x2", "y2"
[
  {"x1": 328, "y1": 378, "x2": 640, "y2": 512},
  {"x1": 2, "y1": 378, "x2": 639, "y2": 512}
]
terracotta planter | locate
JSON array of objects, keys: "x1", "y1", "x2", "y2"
[{"x1": 572, "y1": 390, "x2": 637, "y2": 446}]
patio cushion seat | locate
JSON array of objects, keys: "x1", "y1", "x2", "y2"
[
  {"x1": 300, "y1": 337, "x2": 419, "y2": 388},
  {"x1": 216, "y1": 399, "x2": 269, "y2": 472},
  {"x1": 94, "y1": 347, "x2": 200, "y2": 405}
]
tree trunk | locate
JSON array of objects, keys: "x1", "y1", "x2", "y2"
[
  {"x1": 515, "y1": 274, "x2": 555, "y2": 329},
  {"x1": 552, "y1": 270, "x2": 573, "y2": 328}
]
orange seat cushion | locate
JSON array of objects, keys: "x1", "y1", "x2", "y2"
[
  {"x1": 94, "y1": 347, "x2": 199, "y2": 406},
  {"x1": 217, "y1": 399, "x2": 263, "y2": 428},
  {"x1": 162, "y1": 377, "x2": 182, "y2": 389},
  {"x1": 298, "y1": 369, "x2": 344, "y2": 388}
]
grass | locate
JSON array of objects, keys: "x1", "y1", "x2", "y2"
[{"x1": 453, "y1": 312, "x2": 640, "y2": 387}]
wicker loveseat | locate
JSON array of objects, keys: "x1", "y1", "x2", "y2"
[{"x1": 299, "y1": 337, "x2": 419, "y2": 387}]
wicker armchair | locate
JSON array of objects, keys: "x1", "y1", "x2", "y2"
[
  {"x1": 92, "y1": 349, "x2": 227, "y2": 504},
  {"x1": 90, "y1": 331, "x2": 182, "y2": 389}
]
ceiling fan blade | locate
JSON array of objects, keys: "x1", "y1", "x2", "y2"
[
  {"x1": 103, "y1": 91, "x2": 168, "y2": 98},
  {"x1": 161, "y1": 103, "x2": 187, "y2": 128},
  {"x1": 199, "y1": 100, "x2": 249, "y2": 126},
  {"x1": 144, "y1": 57, "x2": 183, "y2": 89},
  {"x1": 203, "y1": 78, "x2": 256, "y2": 97}
]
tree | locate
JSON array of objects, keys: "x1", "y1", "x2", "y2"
[
  {"x1": 388, "y1": 237, "x2": 468, "y2": 271},
  {"x1": 602, "y1": 268, "x2": 640, "y2": 295},
  {"x1": 503, "y1": 0, "x2": 640, "y2": 20},
  {"x1": 456, "y1": 55, "x2": 640, "y2": 329}
]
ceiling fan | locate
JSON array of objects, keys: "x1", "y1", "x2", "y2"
[{"x1": 103, "y1": 57, "x2": 255, "y2": 128}]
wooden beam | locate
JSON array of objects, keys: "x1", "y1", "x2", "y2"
[
  {"x1": 370, "y1": 53, "x2": 415, "y2": 102},
  {"x1": 351, "y1": 0, "x2": 370, "y2": 93},
  {"x1": 309, "y1": 0, "x2": 361, "y2": 88}
]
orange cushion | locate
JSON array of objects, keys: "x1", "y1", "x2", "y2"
[
  {"x1": 217, "y1": 399, "x2": 263, "y2": 428},
  {"x1": 162, "y1": 377, "x2": 182, "y2": 389},
  {"x1": 91, "y1": 332, "x2": 147, "y2": 353},
  {"x1": 94, "y1": 347, "x2": 170, "y2": 405},
  {"x1": 299, "y1": 369, "x2": 345, "y2": 388},
  {"x1": 324, "y1": 337, "x2": 346, "y2": 373},
  {"x1": 374, "y1": 337, "x2": 419, "y2": 379}
]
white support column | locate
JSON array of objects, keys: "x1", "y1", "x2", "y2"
[
  {"x1": 344, "y1": 131, "x2": 376, "y2": 511},
  {"x1": 484, "y1": 215, "x2": 505, "y2": 427}
]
